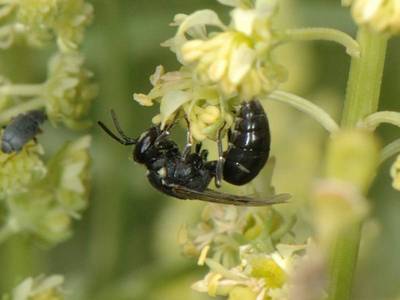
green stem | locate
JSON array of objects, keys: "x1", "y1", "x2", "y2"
[
  {"x1": 282, "y1": 27, "x2": 360, "y2": 57},
  {"x1": 327, "y1": 27, "x2": 388, "y2": 300},
  {"x1": 361, "y1": 111, "x2": 400, "y2": 130},
  {"x1": 0, "y1": 84, "x2": 44, "y2": 97},
  {"x1": 266, "y1": 90, "x2": 339, "y2": 133},
  {"x1": 341, "y1": 28, "x2": 389, "y2": 127},
  {"x1": 0, "y1": 98, "x2": 46, "y2": 125},
  {"x1": 380, "y1": 139, "x2": 400, "y2": 163}
]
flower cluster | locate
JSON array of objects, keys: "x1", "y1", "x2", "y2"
[
  {"x1": 192, "y1": 243, "x2": 308, "y2": 300},
  {"x1": 134, "y1": 65, "x2": 234, "y2": 141},
  {"x1": 3, "y1": 275, "x2": 65, "y2": 300},
  {"x1": 45, "y1": 52, "x2": 98, "y2": 129},
  {"x1": 134, "y1": 0, "x2": 287, "y2": 142},
  {"x1": 0, "y1": 135, "x2": 91, "y2": 244},
  {"x1": 344, "y1": 0, "x2": 400, "y2": 34},
  {"x1": 0, "y1": 0, "x2": 93, "y2": 51},
  {"x1": 168, "y1": 0, "x2": 287, "y2": 100},
  {"x1": 179, "y1": 203, "x2": 293, "y2": 267},
  {"x1": 0, "y1": 141, "x2": 46, "y2": 199}
]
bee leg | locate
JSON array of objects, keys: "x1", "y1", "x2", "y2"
[
  {"x1": 195, "y1": 142, "x2": 202, "y2": 154},
  {"x1": 182, "y1": 115, "x2": 193, "y2": 161},
  {"x1": 200, "y1": 149, "x2": 209, "y2": 161},
  {"x1": 154, "y1": 129, "x2": 170, "y2": 146},
  {"x1": 215, "y1": 123, "x2": 226, "y2": 188},
  {"x1": 195, "y1": 142, "x2": 209, "y2": 160},
  {"x1": 155, "y1": 113, "x2": 179, "y2": 145}
]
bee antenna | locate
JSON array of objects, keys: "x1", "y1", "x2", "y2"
[{"x1": 97, "y1": 109, "x2": 137, "y2": 145}]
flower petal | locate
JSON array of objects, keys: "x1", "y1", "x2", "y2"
[
  {"x1": 160, "y1": 90, "x2": 192, "y2": 127},
  {"x1": 228, "y1": 45, "x2": 255, "y2": 85}
]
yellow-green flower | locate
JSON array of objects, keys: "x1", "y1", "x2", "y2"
[
  {"x1": 46, "y1": 135, "x2": 91, "y2": 213},
  {"x1": 192, "y1": 243, "x2": 306, "y2": 300},
  {"x1": 167, "y1": 0, "x2": 287, "y2": 100},
  {"x1": 53, "y1": 0, "x2": 94, "y2": 51},
  {"x1": 179, "y1": 201, "x2": 292, "y2": 268},
  {"x1": 347, "y1": 0, "x2": 400, "y2": 34},
  {"x1": 44, "y1": 52, "x2": 97, "y2": 129},
  {"x1": 16, "y1": 0, "x2": 58, "y2": 47},
  {"x1": 391, "y1": 154, "x2": 400, "y2": 191},
  {"x1": 6, "y1": 136, "x2": 91, "y2": 244},
  {"x1": 10, "y1": 275, "x2": 64, "y2": 300},
  {"x1": 15, "y1": 0, "x2": 93, "y2": 50},
  {"x1": 134, "y1": 65, "x2": 235, "y2": 141},
  {"x1": 0, "y1": 140, "x2": 46, "y2": 199}
]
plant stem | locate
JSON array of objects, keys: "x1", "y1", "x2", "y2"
[
  {"x1": 341, "y1": 28, "x2": 388, "y2": 127},
  {"x1": 327, "y1": 27, "x2": 388, "y2": 300},
  {"x1": 361, "y1": 111, "x2": 400, "y2": 130},
  {"x1": 282, "y1": 27, "x2": 360, "y2": 57},
  {"x1": 266, "y1": 90, "x2": 339, "y2": 133},
  {"x1": 0, "y1": 84, "x2": 44, "y2": 97},
  {"x1": 0, "y1": 98, "x2": 45, "y2": 125},
  {"x1": 380, "y1": 139, "x2": 400, "y2": 163}
]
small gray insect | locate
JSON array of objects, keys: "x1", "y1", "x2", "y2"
[{"x1": 1, "y1": 110, "x2": 47, "y2": 153}]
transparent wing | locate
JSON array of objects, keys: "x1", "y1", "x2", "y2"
[{"x1": 171, "y1": 185, "x2": 290, "y2": 206}]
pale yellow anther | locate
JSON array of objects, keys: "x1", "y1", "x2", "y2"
[
  {"x1": 182, "y1": 40, "x2": 206, "y2": 62},
  {"x1": 134, "y1": 93, "x2": 154, "y2": 107},
  {"x1": 191, "y1": 122, "x2": 207, "y2": 141},
  {"x1": 208, "y1": 273, "x2": 223, "y2": 297},
  {"x1": 199, "y1": 106, "x2": 221, "y2": 124},
  {"x1": 198, "y1": 245, "x2": 211, "y2": 266}
]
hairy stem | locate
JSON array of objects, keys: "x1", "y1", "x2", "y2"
[{"x1": 327, "y1": 27, "x2": 388, "y2": 300}]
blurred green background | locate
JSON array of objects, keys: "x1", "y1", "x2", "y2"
[{"x1": 0, "y1": 0, "x2": 399, "y2": 299}]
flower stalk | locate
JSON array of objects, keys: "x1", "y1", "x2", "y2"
[
  {"x1": 381, "y1": 139, "x2": 400, "y2": 163},
  {"x1": 360, "y1": 111, "x2": 400, "y2": 130},
  {"x1": 281, "y1": 27, "x2": 361, "y2": 57},
  {"x1": 0, "y1": 83, "x2": 44, "y2": 97},
  {"x1": 341, "y1": 27, "x2": 388, "y2": 127},
  {"x1": 0, "y1": 98, "x2": 45, "y2": 125},
  {"x1": 266, "y1": 90, "x2": 339, "y2": 133},
  {"x1": 327, "y1": 26, "x2": 388, "y2": 300}
]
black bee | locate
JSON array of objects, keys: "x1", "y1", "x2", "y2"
[
  {"x1": 1, "y1": 110, "x2": 47, "y2": 153},
  {"x1": 98, "y1": 110, "x2": 289, "y2": 206},
  {"x1": 214, "y1": 99, "x2": 270, "y2": 187}
]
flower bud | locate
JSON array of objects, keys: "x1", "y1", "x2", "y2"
[
  {"x1": 325, "y1": 130, "x2": 380, "y2": 192},
  {"x1": 0, "y1": 141, "x2": 46, "y2": 198},
  {"x1": 350, "y1": 0, "x2": 400, "y2": 34},
  {"x1": 16, "y1": 0, "x2": 93, "y2": 50},
  {"x1": 44, "y1": 52, "x2": 97, "y2": 129},
  {"x1": 11, "y1": 275, "x2": 65, "y2": 300}
]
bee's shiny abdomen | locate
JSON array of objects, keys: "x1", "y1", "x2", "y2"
[{"x1": 223, "y1": 100, "x2": 270, "y2": 185}]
